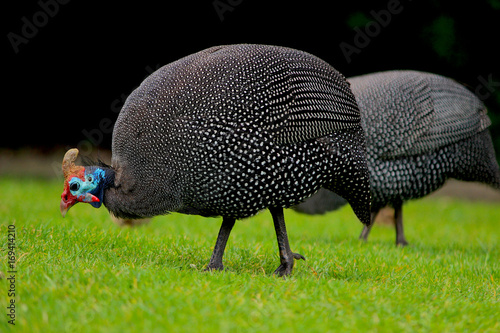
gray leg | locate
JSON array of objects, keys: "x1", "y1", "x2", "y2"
[
  {"x1": 205, "y1": 217, "x2": 236, "y2": 271},
  {"x1": 359, "y1": 210, "x2": 380, "y2": 241},
  {"x1": 394, "y1": 203, "x2": 408, "y2": 246},
  {"x1": 269, "y1": 207, "x2": 305, "y2": 277}
]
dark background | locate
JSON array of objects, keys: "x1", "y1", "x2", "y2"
[{"x1": 3, "y1": 0, "x2": 500, "y2": 160}]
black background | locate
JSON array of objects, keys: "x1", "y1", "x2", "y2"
[{"x1": 3, "y1": 0, "x2": 499, "y2": 156}]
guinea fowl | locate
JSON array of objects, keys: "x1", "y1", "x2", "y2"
[
  {"x1": 59, "y1": 44, "x2": 371, "y2": 276},
  {"x1": 294, "y1": 70, "x2": 500, "y2": 246}
]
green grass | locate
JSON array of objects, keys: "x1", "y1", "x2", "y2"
[{"x1": 1, "y1": 176, "x2": 499, "y2": 332}]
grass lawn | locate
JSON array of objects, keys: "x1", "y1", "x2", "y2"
[{"x1": 1, "y1": 176, "x2": 499, "y2": 332}]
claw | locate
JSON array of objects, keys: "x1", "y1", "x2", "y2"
[
  {"x1": 273, "y1": 252, "x2": 305, "y2": 277},
  {"x1": 292, "y1": 252, "x2": 305, "y2": 261},
  {"x1": 204, "y1": 264, "x2": 224, "y2": 272}
]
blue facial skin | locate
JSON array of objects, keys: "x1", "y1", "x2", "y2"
[{"x1": 68, "y1": 167, "x2": 108, "y2": 208}]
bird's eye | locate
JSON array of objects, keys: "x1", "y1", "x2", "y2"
[
  {"x1": 87, "y1": 175, "x2": 93, "y2": 182},
  {"x1": 70, "y1": 182, "x2": 80, "y2": 192}
]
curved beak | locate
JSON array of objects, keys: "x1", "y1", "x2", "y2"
[
  {"x1": 60, "y1": 190, "x2": 100, "y2": 217},
  {"x1": 59, "y1": 198, "x2": 78, "y2": 217},
  {"x1": 60, "y1": 198, "x2": 75, "y2": 217},
  {"x1": 60, "y1": 186, "x2": 77, "y2": 218}
]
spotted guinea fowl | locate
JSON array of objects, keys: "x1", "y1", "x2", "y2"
[
  {"x1": 59, "y1": 44, "x2": 371, "y2": 276},
  {"x1": 294, "y1": 70, "x2": 500, "y2": 246}
]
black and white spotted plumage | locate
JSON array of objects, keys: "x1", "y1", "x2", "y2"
[
  {"x1": 294, "y1": 71, "x2": 500, "y2": 244},
  {"x1": 105, "y1": 44, "x2": 370, "y2": 223},
  {"x1": 61, "y1": 44, "x2": 372, "y2": 275}
]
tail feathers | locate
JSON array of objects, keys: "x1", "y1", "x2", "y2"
[
  {"x1": 492, "y1": 170, "x2": 500, "y2": 190},
  {"x1": 488, "y1": 151, "x2": 500, "y2": 190},
  {"x1": 478, "y1": 129, "x2": 500, "y2": 191},
  {"x1": 349, "y1": 196, "x2": 372, "y2": 227}
]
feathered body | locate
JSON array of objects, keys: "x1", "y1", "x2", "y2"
[
  {"x1": 61, "y1": 44, "x2": 371, "y2": 275},
  {"x1": 294, "y1": 70, "x2": 500, "y2": 244},
  {"x1": 105, "y1": 44, "x2": 370, "y2": 222},
  {"x1": 358, "y1": 70, "x2": 498, "y2": 211}
]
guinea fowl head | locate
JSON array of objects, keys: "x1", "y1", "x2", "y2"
[{"x1": 60, "y1": 149, "x2": 113, "y2": 217}]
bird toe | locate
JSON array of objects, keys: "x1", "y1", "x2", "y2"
[{"x1": 292, "y1": 252, "x2": 306, "y2": 261}]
